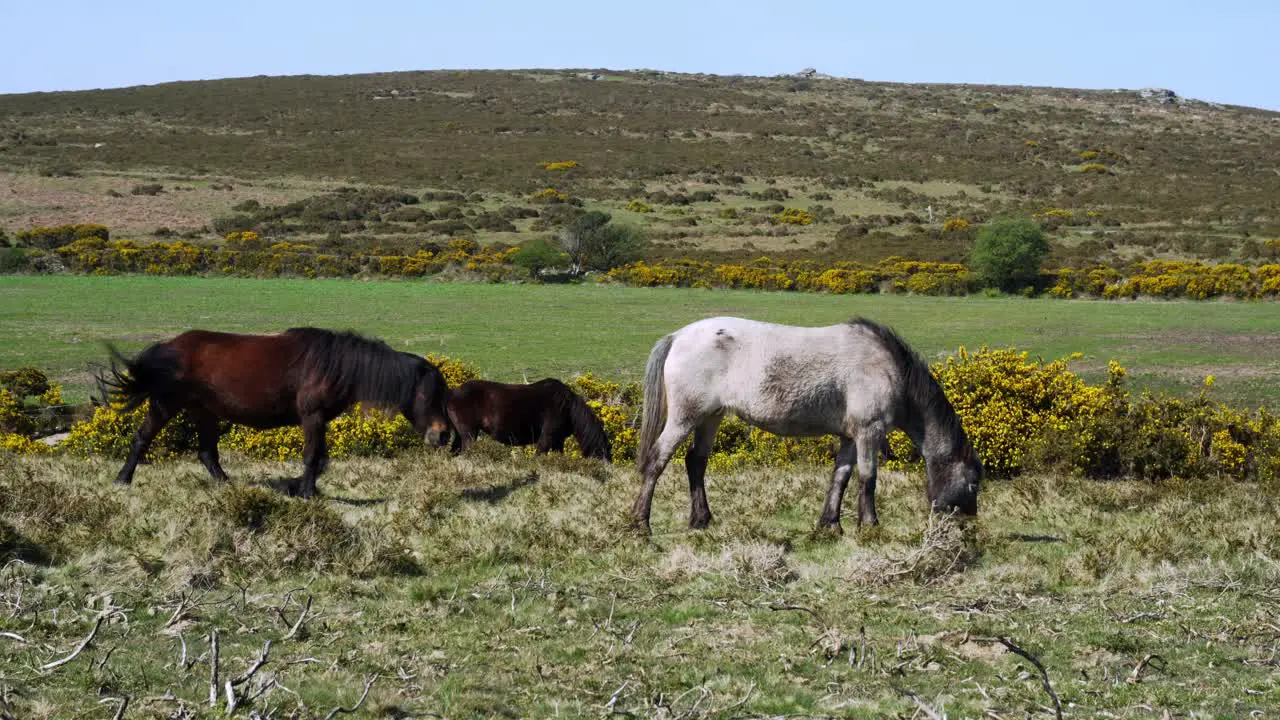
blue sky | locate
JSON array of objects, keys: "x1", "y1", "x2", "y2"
[{"x1": 4, "y1": 0, "x2": 1277, "y2": 110}]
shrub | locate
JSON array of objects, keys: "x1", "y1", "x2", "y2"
[
  {"x1": 512, "y1": 237, "x2": 567, "y2": 277},
  {"x1": 775, "y1": 208, "x2": 814, "y2": 225},
  {"x1": 558, "y1": 211, "x2": 646, "y2": 272},
  {"x1": 1078, "y1": 163, "x2": 1111, "y2": 174},
  {"x1": 970, "y1": 217, "x2": 1049, "y2": 292},
  {"x1": 130, "y1": 183, "x2": 164, "y2": 196},
  {"x1": 626, "y1": 200, "x2": 653, "y2": 213},
  {"x1": 14, "y1": 224, "x2": 109, "y2": 250},
  {"x1": 529, "y1": 188, "x2": 569, "y2": 204},
  {"x1": 540, "y1": 161, "x2": 579, "y2": 171},
  {"x1": 384, "y1": 206, "x2": 433, "y2": 222}
]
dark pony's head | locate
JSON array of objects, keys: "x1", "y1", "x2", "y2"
[
  {"x1": 400, "y1": 352, "x2": 453, "y2": 448},
  {"x1": 283, "y1": 328, "x2": 453, "y2": 447},
  {"x1": 565, "y1": 390, "x2": 612, "y2": 462}
]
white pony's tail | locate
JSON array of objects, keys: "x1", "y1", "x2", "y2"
[{"x1": 637, "y1": 333, "x2": 675, "y2": 474}]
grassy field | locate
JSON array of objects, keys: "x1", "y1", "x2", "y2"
[
  {"x1": 2, "y1": 449, "x2": 1278, "y2": 718},
  {"x1": 2, "y1": 275, "x2": 1278, "y2": 407}
]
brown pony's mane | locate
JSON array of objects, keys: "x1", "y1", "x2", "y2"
[{"x1": 285, "y1": 327, "x2": 426, "y2": 408}]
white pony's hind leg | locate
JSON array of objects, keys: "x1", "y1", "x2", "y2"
[
  {"x1": 685, "y1": 413, "x2": 723, "y2": 529},
  {"x1": 818, "y1": 436, "x2": 857, "y2": 533},
  {"x1": 631, "y1": 415, "x2": 697, "y2": 533}
]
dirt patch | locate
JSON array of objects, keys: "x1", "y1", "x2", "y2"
[{"x1": 0, "y1": 171, "x2": 322, "y2": 237}]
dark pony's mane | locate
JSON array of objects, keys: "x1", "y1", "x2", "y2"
[
  {"x1": 846, "y1": 318, "x2": 968, "y2": 450},
  {"x1": 285, "y1": 327, "x2": 424, "y2": 408},
  {"x1": 541, "y1": 379, "x2": 612, "y2": 460}
]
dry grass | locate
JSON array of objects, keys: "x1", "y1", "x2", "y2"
[{"x1": 1, "y1": 448, "x2": 1278, "y2": 717}]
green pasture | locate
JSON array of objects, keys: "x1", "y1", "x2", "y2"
[{"x1": 1, "y1": 275, "x2": 1277, "y2": 407}]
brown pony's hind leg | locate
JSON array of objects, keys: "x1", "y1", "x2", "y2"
[
  {"x1": 817, "y1": 436, "x2": 857, "y2": 534},
  {"x1": 114, "y1": 400, "x2": 175, "y2": 486},
  {"x1": 294, "y1": 412, "x2": 328, "y2": 499},
  {"x1": 685, "y1": 414, "x2": 722, "y2": 530},
  {"x1": 192, "y1": 412, "x2": 229, "y2": 482}
]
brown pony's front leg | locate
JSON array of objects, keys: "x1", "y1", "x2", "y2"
[
  {"x1": 114, "y1": 400, "x2": 175, "y2": 486},
  {"x1": 296, "y1": 412, "x2": 328, "y2": 499},
  {"x1": 192, "y1": 411, "x2": 229, "y2": 482}
]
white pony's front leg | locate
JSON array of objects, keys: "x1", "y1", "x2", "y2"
[
  {"x1": 856, "y1": 426, "x2": 884, "y2": 526},
  {"x1": 818, "y1": 436, "x2": 858, "y2": 533}
]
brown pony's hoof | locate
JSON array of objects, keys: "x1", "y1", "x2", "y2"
[
  {"x1": 689, "y1": 514, "x2": 712, "y2": 530},
  {"x1": 812, "y1": 522, "x2": 843, "y2": 542},
  {"x1": 629, "y1": 516, "x2": 653, "y2": 538},
  {"x1": 112, "y1": 477, "x2": 133, "y2": 486}
]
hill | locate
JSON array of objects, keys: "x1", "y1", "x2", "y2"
[{"x1": 1, "y1": 69, "x2": 1278, "y2": 264}]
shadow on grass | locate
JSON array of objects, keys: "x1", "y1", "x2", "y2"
[{"x1": 461, "y1": 471, "x2": 539, "y2": 504}]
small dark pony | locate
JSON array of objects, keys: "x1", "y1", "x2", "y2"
[
  {"x1": 96, "y1": 327, "x2": 453, "y2": 498},
  {"x1": 447, "y1": 378, "x2": 612, "y2": 461}
]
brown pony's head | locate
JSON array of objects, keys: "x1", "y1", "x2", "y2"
[{"x1": 403, "y1": 354, "x2": 453, "y2": 447}]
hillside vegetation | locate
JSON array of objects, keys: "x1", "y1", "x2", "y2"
[{"x1": 2, "y1": 69, "x2": 1278, "y2": 264}]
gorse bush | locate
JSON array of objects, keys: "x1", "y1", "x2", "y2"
[
  {"x1": 540, "y1": 160, "x2": 579, "y2": 171},
  {"x1": 14, "y1": 224, "x2": 109, "y2": 250},
  {"x1": 0, "y1": 368, "x2": 67, "y2": 453},
  {"x1": 26, "y1": 349, "x2": 1280, "y2": 486}
]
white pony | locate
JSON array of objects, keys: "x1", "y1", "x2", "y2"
[{"x1": 633, "y1": 316, "x2": 982, "y2": 535}]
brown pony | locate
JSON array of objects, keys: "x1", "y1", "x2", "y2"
[
  {"x1": 447, "y1": 378, "x2": 612, "y2": 461},
  {"x1": 96, "y1": 328, "x2": 452, "y2": 498}
]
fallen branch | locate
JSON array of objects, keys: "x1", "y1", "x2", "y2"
[
  {"x1": 997, "y1": 636, "x2": 1062, "y2": 720},
  {"x1": 323, "y1": 675, "x2": 377, "y2": 720},
  {"x1": 208, "y1": 630, "x2": 220, "y2": 707},
  {"x1": 98, "y1": 695, "x2": 129, "y2": 720},
  {"x1": 281, "y1": 596, "x2": 313, "y2": 641},
  {"x1": 225, "y1": 640, "x2": 272, "y2": 715},
  {"x1": 891, "y1": 684, "x2": 944, "y2": 720},
  {"x1": 1129, "y1": 653, "x2": 1166, "y2": 683},
  {"x1": 40, "y1": 614, "x2": 105, "y2": 671},
  {"x1": 0, "y1": 632, "x2": 26, "y2": 644}
]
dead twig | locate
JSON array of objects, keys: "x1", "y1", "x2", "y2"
[
  {"x1": 98, "y1": 695, "x2": 129, "y2": 720},
  {"x1": 40, "y1": 613, "x2": 105, "y2": 671},
  {"x1": 1128, "y1": 653, "x2": 1166, "y2": 683},
  {"x1": 281, "y1": 596, "x2": 313, "y2": 641},
  {"x1": 0, "y1": 633, "x2": 26, "y2": 644},
  {"x1": 224, "y1": 640, "x2": 272, "y2": 715},
  {"x1": 997, "y1": 636, "x2": 1062, "y2": 720},
  {"x1": 891, "y1": 684, "x2": 945, "y2": 720},
  {"x1": 322, "y1": 675, "x2": 377, "y2": 720},
  {"x1": 208, "y1": 630, "x2": 220, "y2": 707}
]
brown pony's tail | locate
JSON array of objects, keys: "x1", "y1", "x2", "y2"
[
  {"x1": 94, "y1": 342, "x2": 181, "y2": 411},
  {"x1": 636, "y1": 333, "x2": 675, "y2": 474},
  {"x1": 563, "y1": 387, "x2": 612, "y2": 462}
]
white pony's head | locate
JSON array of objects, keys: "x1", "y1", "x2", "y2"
[{"x1": 927, "y1": 443, "x2": 982, "y2": 516}]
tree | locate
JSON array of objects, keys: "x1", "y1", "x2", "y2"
[
  {"x1": 512, "y1": 237, "x2": 567, "y2": 278},
  {"x1": 970, "y1": 218, "x2": 1049, "y2": 292},
  {"x1": 558, "y1": 211, "x2": 646, "y2": 273}
]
